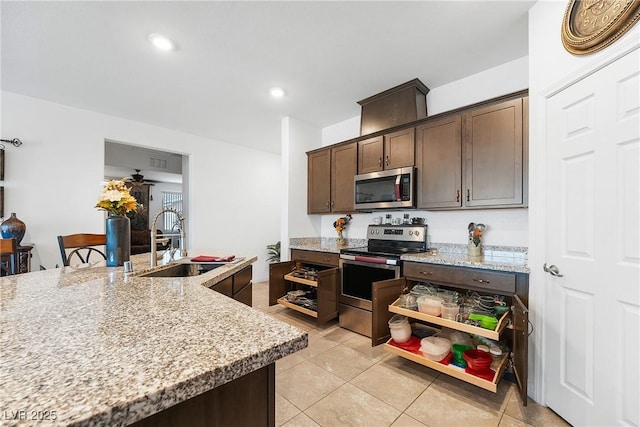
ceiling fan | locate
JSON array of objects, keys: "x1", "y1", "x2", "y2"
[{"x1": 126, "y1": 169, "x2": 158, "y2": 186}]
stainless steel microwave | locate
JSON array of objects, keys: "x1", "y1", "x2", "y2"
[{"x1": 354, "y1": 167, "x2": 415, "y2": 210}]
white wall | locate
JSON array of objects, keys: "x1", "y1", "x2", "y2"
[
  {"x1": 1, "y1": 91, "x2": 281, "y2": 282},
  {"x1": 321, "y1": 116, "x2": 360, "y2": 146},
  {"x1": 315, "y1": 58, "x2": 530, "y2": 247},
  {"x1": 428, "y1": 56, "x2": 529, "y2": 115},
  {"x1": 281, "y1": 117, "x2": 322, "y2": 261}
]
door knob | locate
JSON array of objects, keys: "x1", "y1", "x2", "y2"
[{"x1": 543, "y1": 263, "x2": 564, "y2": 277}]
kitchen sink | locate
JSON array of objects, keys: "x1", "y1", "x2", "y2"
[{"x1": 139, "y1": 263, "x2": 223, "y2": 278}]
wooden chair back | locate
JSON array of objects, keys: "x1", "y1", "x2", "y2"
[
  {"x1": 57, "y1": 233, "x2": 107, "y2": 267},
  {"x1": 0, "y1": 238, "x2": 18, "y2": 276}
]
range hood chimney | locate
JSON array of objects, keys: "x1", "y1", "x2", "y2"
[{"x1": 357, "y1": 78, "x2": 430, "y2": 136}]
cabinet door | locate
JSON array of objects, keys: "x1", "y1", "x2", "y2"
[
  {"x1": 316, "y1": 267, "x2": 340, "y2": 324},
  {"x1": 416, "y1": 116, "x2": 462, "y2": 209},
  {"x1": 512, "y1": 295, "x2": 529, "y2": 406},
  {"x1": 384, "y1": 128, "x2": 415, "y2": 170},
  {"x1": 372, "y1": 278, "x2": 406, "y2": 346},
  {"x1": 358, "y1": 136, "x2": 384, "y2": 173},
  {"x1": 331, "y1": 143, "x2": 357, "y2": 212},
  {"x1": 463, "y1": 98, "x2": 523, "y2": 207},
  {"x1": 307, "y1": 149, "x2": 331, "y2": 213},
  {"x1": 268, "y1": 261, "x2": 295, "y2": 305}
]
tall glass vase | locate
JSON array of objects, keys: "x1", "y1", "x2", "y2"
[{"x1": 106, "y1": 214, "x2": 131, "y2": 267}]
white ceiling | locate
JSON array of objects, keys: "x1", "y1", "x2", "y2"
[{"x1": 1, "y1": 1, "x2": 534, "y2": 154}]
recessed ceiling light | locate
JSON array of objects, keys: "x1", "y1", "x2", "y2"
[
  {"x1": 148, "y1": 33, "x2": 175, "y2": 51},
  {"x1": 269, "y1": 87, "x2": 286, "y2": 98}
]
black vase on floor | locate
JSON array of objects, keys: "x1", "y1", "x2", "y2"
[
  {"x1": 0, "y1": 213, "x2": 26, "y2": 245},
  {"x1": 106, "y1": 214, "x2": 131, "y2": 267}
]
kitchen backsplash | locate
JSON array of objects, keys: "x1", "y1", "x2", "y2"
[{"x1": 319, "y1": 209, "x2": 529, "y2": 248}]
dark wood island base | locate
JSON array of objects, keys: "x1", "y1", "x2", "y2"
[{"x1": 131, "y1": 363, "x2": 275, "y2": 427}]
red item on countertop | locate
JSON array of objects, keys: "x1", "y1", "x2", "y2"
[{"x1": 190, "y1": 255, "x2": 236, "y2": 262}]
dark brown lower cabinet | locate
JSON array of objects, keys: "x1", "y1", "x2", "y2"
[
  {"x1": 130, "y1": 363, "x2": 275, "y2": 427},
  {"x1": 269, "y1": 261, "x2": 339, "y2": 325},
  {"x1": 209, "y1": 265, "x2": 252, "y2": 306},
  {"x1": 269, "y1": 250, "x2": 340, "y2": 325},
  {"x1": 383, "y1": 262, "x2": 529, "y2": 406}
]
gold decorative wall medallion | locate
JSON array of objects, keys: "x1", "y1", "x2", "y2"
[{"x1": 562, "y1": 0, "x2": 640, "y2": 55}]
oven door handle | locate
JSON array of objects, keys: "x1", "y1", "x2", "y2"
[{"x1": 341, "y1": 254, "x2": 398, "y2": 266}]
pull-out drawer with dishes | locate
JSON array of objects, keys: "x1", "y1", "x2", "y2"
[
  {"x1": 382, "y1": 262, "x2": 529, "y2": 405},
  {"x1": 268, "y1": 249, "x2": 340, "y2": 325}
]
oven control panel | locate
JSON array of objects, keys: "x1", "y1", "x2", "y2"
[{"x1": 367, "y1": 224, "x2": 428, "y2": 242}]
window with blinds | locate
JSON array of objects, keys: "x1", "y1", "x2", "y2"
[{"x1": 162, "y1": 191, "x2": 183, "y2": 230}]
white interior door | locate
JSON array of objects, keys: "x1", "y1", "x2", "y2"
[{"x1": 544, "y1": 49, "x2": 640, "y2": 426}]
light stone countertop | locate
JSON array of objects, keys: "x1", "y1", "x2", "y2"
[
  {"x1": 289, "y1": 238, "x2": 528, "y2": 274},
  {"x1": 0, "y1": 253, "x2": 307, "y2": 427},
  {"x1": 401, "y1": 243, "x2": 529, "y2": 274},
  {"x1": 289, "y1": 237, "x2": 367, "y2": 253}
]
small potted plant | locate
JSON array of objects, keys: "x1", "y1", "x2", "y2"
[{"x1": 266, "y1": 241, "x2": 281, "y2": 263}]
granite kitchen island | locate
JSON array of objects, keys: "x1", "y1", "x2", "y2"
[{"x1": 0, "y1": 254, "x2": 308, "y2": 427}]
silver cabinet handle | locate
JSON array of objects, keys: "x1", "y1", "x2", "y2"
[
  {"x1": 472, "y1": 278, "x2": 491, "y2": 284},
  {"x1": 420, "y1": 271, "x2": 433, "y2": 276},
  {"x1": 543, "y1": 263, "x2": 564, "y2": 277}
]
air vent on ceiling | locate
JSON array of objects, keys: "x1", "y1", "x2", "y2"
[{"x1": 149, "y1": 158, "x2": 168, "y2": 169}]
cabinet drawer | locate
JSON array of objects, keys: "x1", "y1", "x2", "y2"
[
  {"x1": 233, "y1": 265, "x2": 252, "y2": 294},
  {"x1": 403, "y1": 262, "x2": 516, "y2": 294},
  {"x1": 291, "y1": 249, "x2": 339, "y2": 267},
  {"x1": 210, "y1": 276, "x2": 233, "y2": 298},
  {"x1": 234, "y1": 283, "x2": 252, "y2": 307}
]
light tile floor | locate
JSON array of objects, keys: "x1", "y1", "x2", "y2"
[{"x1": 252, "y1": 281, "x2": 571, "y2": 427}]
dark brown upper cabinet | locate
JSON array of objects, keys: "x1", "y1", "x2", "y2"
[
  {"x1": 415, "y1": 96, "x2": 528, "y2": 210},
  {"x1": 358, "y1": 128, "x2": 415, "y2": 174},
  {"x1": 463, "y1": 98, "x2": 525, "y2": 207},
  {"x1": 307, "y1": 142, "x2": 357, "y2": 214},
  {"x1": 415, "y1": 115, "x2": 463, "y2": 209},
  {"x1": 307, "y1": 148, "x2": 331, "y2": 213}
]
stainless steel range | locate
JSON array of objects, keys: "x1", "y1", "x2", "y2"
[{"x1": 339, "y1": 224, "x2": 428, "y2": 339}]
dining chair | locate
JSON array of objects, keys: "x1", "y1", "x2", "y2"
[
  {"x1": 0, "y1": 238, "x2": 18, "y2": 276},
  {"x1": 57, "y1": 233, "x2": 107, "y2": 267}
]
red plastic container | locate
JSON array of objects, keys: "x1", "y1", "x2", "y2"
[{"x1": 462, "y1": 349, "x2": 493, "y2": 371}]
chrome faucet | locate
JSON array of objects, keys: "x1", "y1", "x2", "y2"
[{"x1": 150, "y1": 208, "x2": 187, "y2": 267}]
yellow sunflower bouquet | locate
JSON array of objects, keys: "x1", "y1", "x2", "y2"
[{"x1": 95, "y1": 179, "x2": 138, "y2": 216}]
